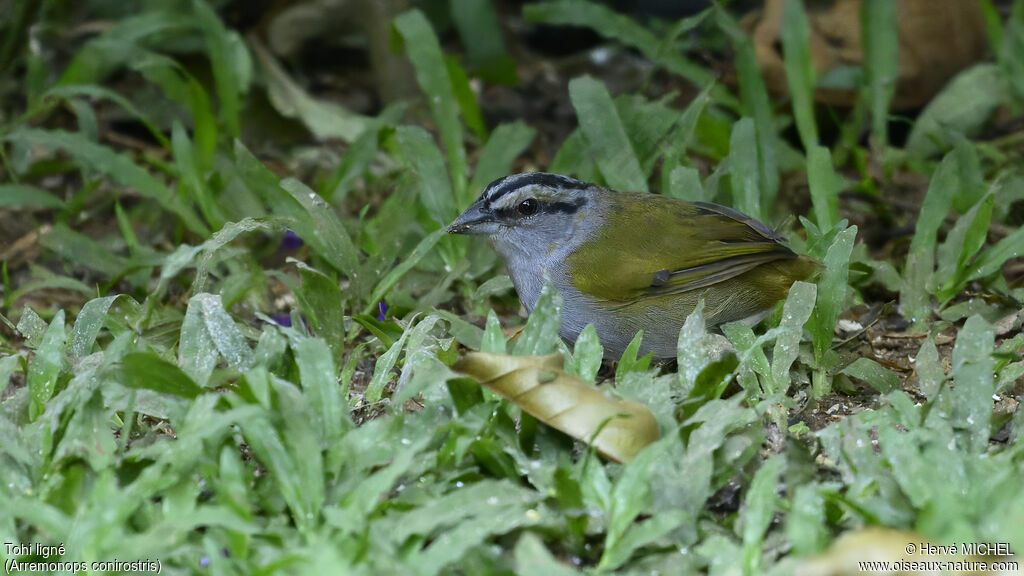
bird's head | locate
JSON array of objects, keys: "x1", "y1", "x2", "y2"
[{"x1": 448, "y1": 172, "x2": 596, "y2": 258}]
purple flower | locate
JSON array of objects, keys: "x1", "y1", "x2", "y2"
[
  {"x1": 272, "y1": 313, "x2": 292, "y2": 327},
  {"x1": 377, "y1": 302, "x2": 389, "y2": 322},
  {"x1": 281, "y1": 230, "x2": 303, "y2": 251}
]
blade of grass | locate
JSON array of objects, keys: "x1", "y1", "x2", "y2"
[
  {"x1": 809, "y1": 225, "x2": 856, "y2": 391},
  {"x1": 446, "y1": 56, "x2": 487, "y2": 143},
  {"x1": 718, "y1": 9, "x2": 779, "y2": 212},
  {"x1": 172, "y1": 121, "x2": 224, "y2": 230},
  {"x1": 250, "y1": 38, "x2": 368, "y2": 143},
  {"x1": 363, "y1": 228, "x2": 447, "y2": 316},
  {"x1": 451, "y1": 0, "x2": 516, "y2": 84},
  {"x1": 899, "y1": 152, "x2": 958, "y2": 327},
  {"x1": 193, "y1": 0, "x2": 248, "y2": 138},
  {"x1": 393, "y1": 126, "x2": 456, "y2": 225},
  {"x1": 861, "y1": 0, "x2": 898, "y2": 149},
  {"x1": 523, "y1": 1, "x2": 714, "y2": 88},
  {"x1": 394, "y1": 9, "x2": 468, "y2": 203},
  {"x1": 5, "y1": 129, "x2": 208, "y2": 235},
  {"x1": 742, "y1": 456, "x2": 784, "y2": 575},
  {"x1": 781, "y1": 0, "x2": 818, "y2": 149},
  {"x1": 729, "y1": 118, "x2": 761, "y2": 220},
  {"x1": 807, "y1": 146, "x2": 840, "y2": 230},
  {"x1": 0, "y1": 184, "x2": 64, "y2": 209},
  {"x1": 468, "y1": 122, "x2": 536, "y2": 196},
  {"x1": 569, "y1": 76, "x2": 647, "y2": 193}
]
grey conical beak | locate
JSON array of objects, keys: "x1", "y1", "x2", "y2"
[{"x1": 448, "y1": 201, "x2": 499, "y2": 235}]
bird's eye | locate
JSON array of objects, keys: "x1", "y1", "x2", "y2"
[{"x1": 518, "y1": 198, "x2": 538, "y2": 216}]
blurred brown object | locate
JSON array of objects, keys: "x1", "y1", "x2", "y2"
[
  {"x1": 261, "y1": 0, "x2": 416, "y2": 104},
  {"x1": 743, "y1": 0, "x2": 989, "y2": 109}
]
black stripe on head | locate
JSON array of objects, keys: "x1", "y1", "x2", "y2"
[
  {"x1": 483, "y1": 172, "x2": 591, "y2": 207},
  {"x1": 493, "y1": 197, "x2": 588, "y2": 221}
]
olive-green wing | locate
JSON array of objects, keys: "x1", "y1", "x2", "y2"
[{"x1": 566, "y1": 192, "x2": 799, "y2": 302}]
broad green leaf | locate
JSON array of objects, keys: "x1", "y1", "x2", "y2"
[
  {"x1": 915, "y1": 338, "x2": 944, "y2": 400},
  {"x1": 666, "y1": 165, "x2": 704, "y2": 202},
  {"x1": 54, "y1": 391, "x2": 117, "y2": 470},
  {"x1": 512, "y1": 283, "x2": 563, "y2": 356},
  {"x1": 0, "y1": 184, "x2": 65, "y2": 209},
  {"x1": 950, "y1": 315, "x2": 995, "y2": 454},
  {"x1": 550, "y1": 129, "x2": 597, "y2": 182},
  {"x1": 659, "y1": 84, "x2": 715, "y2": 187},
  {"x1": 365, "y1": 318, "x2": 414, "y2": 404},
  {"x1": 190, "y1": 217, "x2": 286, "y2": 294},
  {"x1": 251, "y1": 39, "x2": 368, "y2": 143},
  {"x1": 180, "y1": 295, "x2": 217, "y2": 387},
  {"x1": 615, "y1": 94, "x2": 686, "y2": 177},
  {"x1": 471, "y1": 275, "x2": 515, "y2": 305},
  {"x1": 16, "y1": 307, "x2": 49, "y2": 346},
  {"x1": 119, "y1": 352, "x2": 203, "y2": 399},
  {"x1": 742, "y1": 456, "x2": 783, "y2": 575},
  {"x1": 787, "y1": 484, "x2": 829, "y2": 557},
  {"x1": 293, "y1": 261, "x2": 346, "y2": 364},
  {"x1": 600, "y1": 436, "x2": 686, "y2": 570},
  {"x1": 234, "y1": 143, "x2": 361, "y2": 278},
  {"x1": 840, "y1": 357, "x2": 899, "y2": 394},
  {"x1": 70, "y1": 295, "x2": 121, "y2": 357},
  {"x1": 615, "y1": 331, "x2": 652, "y2": 380},
  {"x1": 394, "y1": 9, "x2": 468, "y2": 202},
  {"x1": 279, "y1": 178, "x2": 360, "y2": 277},
  {"x1": 295, "y1": 337, "x2": 347, "y2": 444},
  {"x1": 722, "y1": 321, "x2": 771, "y2": 397},
  {"x1": 675, "y1": 301, "x2": 714, "y2": 391},
  {"x1": 569, "y1": 76, "x2": 647, "y2": 193},
  {"x1": 58, "y1": 11, "x2": 194, "y2": 85},
  {"x1": 969, "y1": 223, "x2": 1024, "y2": 282},
  {"x1": 28, "y1": 310, "x2": 65, "y2": 420},
  {"x1": 569, "y1": 324, "x2": 602, "y2": 382},
  {"x1": 480, "y1": 310, "x2": 506, "y2": 354},
  {"x1": 514, "y1": 533, "x2": 581, "y2": 576},
  {"x1": 808, "y1": 225, "x2": 855, "y2": 373},
  {"x1": 906, "y1": 64, "x2": 1004, "y2": 158},
  {"x1": 190, "y1": 293, "x2": 254, "y2": 371},
  {"x1": 239, "y1": 380, "x2": 323, "y2": 534},
  {"x1": 0, "y1": 355, "x2": 20, "y2": 398},
  {"x1": 771, "y1": 281, "x2": 816, "y2": 393}
]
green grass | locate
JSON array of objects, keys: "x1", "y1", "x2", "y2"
[{"x1": 2, "y1": 1, "x2": 1024, "y2": 574}]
